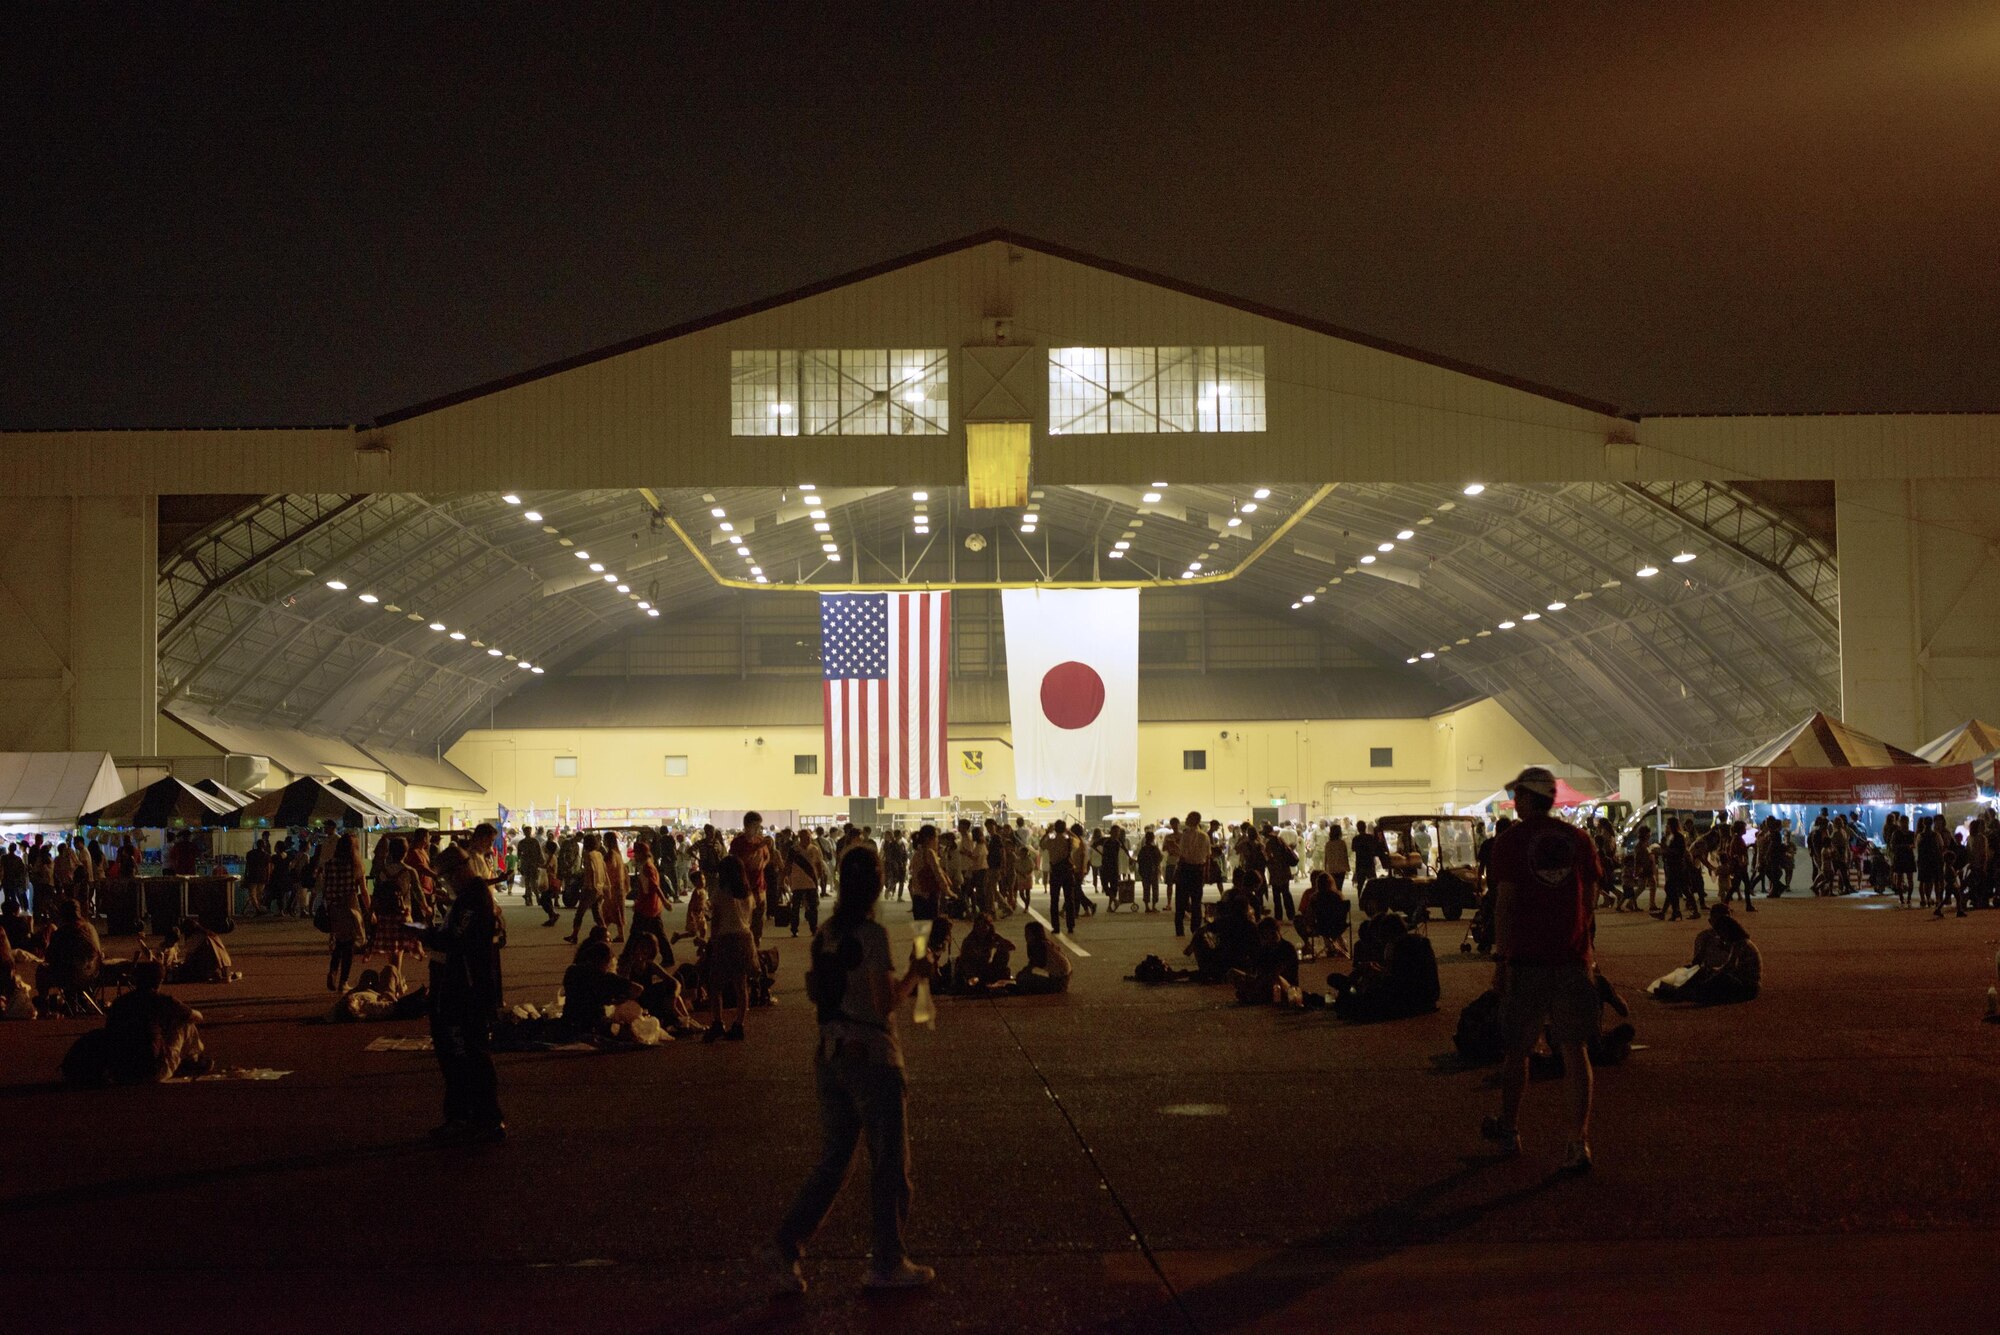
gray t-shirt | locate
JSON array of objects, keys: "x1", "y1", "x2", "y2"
[{"x1": 814, "y1": 917, "x2": 901, "y2": 1067}]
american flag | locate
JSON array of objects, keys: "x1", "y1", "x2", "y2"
[{"x1": 820, "y1": 591, "x2": 952, "y2": 798}]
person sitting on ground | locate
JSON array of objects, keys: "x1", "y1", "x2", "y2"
[
  {"x1": 1229, "y1": 917, "x2": 1302, "y2": 1005},
  {"x1": 618, "y1": 932, "x2": 697, "y2": 1032},
  {"x1": 559, "y1": 938, "x2": 642, "y2": 1040},
  {"x1": 1185, "y1": 889, "x2": 1260, "y2": 982},
  {"x1": 1327, "y1": 916, "x2": 1439, "y2": 1022},
  {"x1": 954, "y1": 913, "x2": 1015, "y2": 990},
  {"x1": 1350, "y1": 883, "x2": 1407, "y2": 970},
  {"x1": 62, "y1": 960, "x2": 209, "y2": 1085},
  {"x1": 37, "y1": 900, "x2": 105, "y2": 1015},
  {"x1": 1011, "y1": 919, "x2": 1072, "y2": 995},
  {"x1": 164, "y1": 915, "x2": 233, "y2": 984},
  {"x1": 1656, "y1": 904, "x2": 1762, "y2": 1004}
]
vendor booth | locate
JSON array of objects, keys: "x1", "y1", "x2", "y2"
[
  {"x1": 1916, "y1": 720, "x2": 2000, "y2": 767},
  {"x1": 230, "y1": 775, "x2": 410, "y2": 831},
  {"x1": 84, "y1": 777, "x2": 241, "y2": 935}
]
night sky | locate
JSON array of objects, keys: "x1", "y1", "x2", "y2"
[{"x1": 4, "y1": 1, "x2": 1996, "y2": 428}]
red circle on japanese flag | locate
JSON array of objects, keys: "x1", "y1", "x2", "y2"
[{"x1": 1040, "y1": 661, "x2": 1105, "y2": 729}]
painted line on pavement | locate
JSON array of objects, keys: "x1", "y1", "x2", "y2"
[{"x1": 1027, "y1": 907, "x2": 1091, "y2": 956}]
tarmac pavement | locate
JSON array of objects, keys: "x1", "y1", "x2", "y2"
[{"x1": 4, "y1": 886, "x2": 1998, "y2": 1332}]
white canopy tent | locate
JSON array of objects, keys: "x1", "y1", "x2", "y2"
[{"x1": 0, "y1": 752, "x2": 129, "y2": 831}]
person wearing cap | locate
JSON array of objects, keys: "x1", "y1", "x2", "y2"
[{"x1": 1480, "y1": 766, "x2": 1603, "y2": 1174}]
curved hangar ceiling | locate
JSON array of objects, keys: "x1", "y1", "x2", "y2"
[{"x1": 157, "y1": 477, "x2": 1836, "y2": 779}]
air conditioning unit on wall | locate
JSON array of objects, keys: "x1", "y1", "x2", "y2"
[{"x1": 225, "y1": 753, "x2": 272, "y2": 791}]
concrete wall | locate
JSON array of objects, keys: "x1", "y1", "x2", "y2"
[
  {"x1": 0, "y1": 495, "x2": 157, "y2": 755},
  {"x1": 446, "y1": 699, "x2": 1562, "y2": 825},
  {"x1": 1837, "y1": 476, "x2": 2000, "y2": 749}
]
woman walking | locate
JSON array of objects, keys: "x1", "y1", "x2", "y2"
[
  {"x1": 603, "y1": 831, "x2": 628, "y2": 944},
  {"x1": 772, "y1": 846, "x2": 935, "y2": 1295},
  {"x1": 322, "y1": 831, "x2": 373, "y2": 992}
]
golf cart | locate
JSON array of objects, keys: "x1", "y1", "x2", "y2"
[{"x1": 1364, "y1": 815, "x2": 1484, "y2": 921}]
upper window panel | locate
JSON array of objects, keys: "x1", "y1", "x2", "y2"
[
  {"x1": 731, "y1": 349, "x2": 949, "y2": 436},
  {"x1": 1048, "y1": 346, "x2": 1266, "y2": 435}
]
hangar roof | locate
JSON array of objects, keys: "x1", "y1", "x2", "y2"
[{"x1": 150, "y1": 236, "x2": 1841, "y2": 782}]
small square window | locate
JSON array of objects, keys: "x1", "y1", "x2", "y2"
[
  {"x1": 794, "y1": 754, "x2": 818, "y2": 776},
  {"x1": 1183, "y1": 749, "x2": 1207, "y2": 771},
  {"x1": 553, "y1": 756, "x2": 578, "y2": 778},
  {"x1": 1369, "y1": 747, "x2": 1394, "y2": 769},
  {"x1": 664, "y1": 755, "x2": 689, "y2": 777}
]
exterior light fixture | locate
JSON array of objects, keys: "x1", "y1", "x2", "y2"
[
  {"x1": 487, "y1": 648, "x2": 503, "y2": 657},
  {"x1": 753, "y1": 575, "x2": 768, "y2": 583},
  {"x1": 1637, "y1": 565, "x2": 1659, "y2": 578},
  {"x1": 589, "y1": 562, "x2": 605, "y2": 572},
  {"x1": 523, "y1": 510, "x2": 543, "y2": 522},
  {"x1": 1359, "y1": 555, "x2": 1376, "y2": 565},
  {"x1": 1292, "y1": 601, "x2": 1303, "y2": 609},
  {"x1": 1498, "y1": 620, "x2": 1517, "y2": 629},
  {"x1": 602, "y1": 573, "x2": 617, "y2": 583},
  {"x1": 822, "y1": 542, "x2": 838, "y2": 553},
  {"x1": 1378, "y1": 542, "x2": 1394, "y2": 552},
  {"x1": 1107, "y1": 550, "x2": 1124, "y2": 560},
  {"x1": 1253, "y1": 488, "x2": 1271, "y2": 499},
  {"x1": 1396, "y1": 529, "x2": 1415, "y2": 540},
  {"x1": 1522, "y1": 612, "x2": 1541, "y2": 621},
  {"x1": 502, "y1": 494, "x2": 521, "y2": 504},
  {"x1": 1227, "y1": 517, "x2": 1242, "y2": 527},
  {"x1": 826, "y1": 553, "x2": 841, "y2": 562},
  {"x1": 1463, "y1": 483, "x2": 1486, "y2": 496},
  {"x1": 912, "y1": 491, "x2": 928, "y2": 501},
  {"x1": 735, "y1": 546, "x2": 750, "y2": 556},
  {"x1": 711, "y1": 507, "x2": 726, "y2": 517},
  {"x1": 1421, "y1": 652, "x2": 1436, "y2": 660},
  {"x1": 616, "y1": 584, "x2": 630, "y2": 593},
  {"x1": 813, "y1": 522, "x2": 830, "y2": 532},
  {"x1": 1406, "y1": 656, "x2": 1419, "y2": 664},
  {"x1": 719, "y1": 522, "x2": 734, "y2": 532},
  {"x1": 1142, "y1": 492, "x2": 1161, "y2": 504},
  {"x1": 575, "y1": 551, "x2": 590, "y2": 560},
  {"x1": 428, "y1": 622, "x2": 445, "y2": 631},
  {"x1": 1113, "y1": 540, "x2": 1130, "y2": 550},
  {"x1": 357, "y1": 593, "x2": 379, "y2": 604},
  {"x1": 325, "y1": 579, "x2": 347, "y2": 591},
  {"x1": 1672, "y1": 552, "x2": 1697, "y2": 564},
  {"x1": 1547, "y1": 601, "x2": 1566, "y2": 611},
  {"x1": 531, "y1": 666, "x2": 545, "y2": 673},
  {"x1": 449, "y1": 631, "x2": 467, "y2": 641},
  {"x1": 1300, "y1": 594, "x2": 1314, "y2": 603}
]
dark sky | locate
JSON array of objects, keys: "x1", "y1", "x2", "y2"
[{"x1": 5, "y1": 1, "x2": 1996, "y2": 427}]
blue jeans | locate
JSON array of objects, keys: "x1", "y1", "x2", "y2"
[{"x1": 776, "y1": 1044, "x2": 912, "y2": 1267}]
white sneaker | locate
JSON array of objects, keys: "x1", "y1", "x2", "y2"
[
  {"x1": 862, "y1": 1257, "x2": 937, "y2": 1290},
  {"x1": 770, "y1": 1246, "x2": 806, "y2": 1297},
  {"x1": 1560, "y1": 1140, "x2": 1593, "y2": 1175}
]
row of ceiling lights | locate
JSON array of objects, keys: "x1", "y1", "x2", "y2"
[
  {"x1": 1103, "y1": 484, "x2": 1271, "y2": 570},
  {"x1": 503, "y1": 494, "x2": 663, "y2": 616},
  {"x1": 320, "y1": 574, "x2": 544, "y2": 673}
]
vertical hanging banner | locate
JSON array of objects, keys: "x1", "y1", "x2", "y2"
[
  {"x1": 1002, "y1": 588, "x2": 1139, "y2": 802},
  {"x1": 820, "y1": 591, "x2": 953, "y2": 799}
]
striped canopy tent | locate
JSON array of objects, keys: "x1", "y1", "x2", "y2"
[
  {"x1": 1915, "y1": 720, "x2": 2000, "y2": 766},
  {"x1": 230, "y1": 776, "x2": 402, "y2": 831},
  {"x1": 84, "y1": 776, "x2": 237, "y2": 830},
  {"x1": 325, "y1": 776, "x2": 421, "y2": 828},
  {"x1": 1732, "y1": 711, "x2": 1926, "y2": 769},
  {"x1": 192, "y1": 777, "x2": 257, "y2": 809}
]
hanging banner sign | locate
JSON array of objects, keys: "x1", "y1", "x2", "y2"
[
  {"x1": 1740, "y1": 763, "x2": 1977, "y2": 805},
  {"x1": 1662, "y1": 767, "x2": 1730, "y2": 809}
]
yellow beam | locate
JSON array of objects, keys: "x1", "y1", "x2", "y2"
[{"x1": 663, "y1": 484, "x2": 1336, "y2": 592}]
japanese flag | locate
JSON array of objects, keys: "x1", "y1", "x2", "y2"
[{"x1": 1001, "y1": 588, "x2": 1139, "y2": 802}]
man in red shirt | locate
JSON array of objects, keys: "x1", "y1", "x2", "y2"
[{"x1": 1482, "y1": 767, "x2": 1603, "y2": 1174}]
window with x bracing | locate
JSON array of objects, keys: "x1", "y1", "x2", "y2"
[{"x1": 731, "y1": 349, "x2": 949, "y2": 436}]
